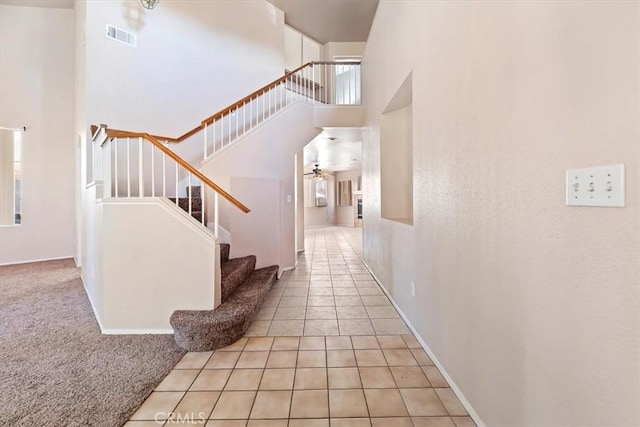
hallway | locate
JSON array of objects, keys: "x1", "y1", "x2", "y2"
[{"x1": 128, "y1": 227, "x2": 475, "y2": 426}]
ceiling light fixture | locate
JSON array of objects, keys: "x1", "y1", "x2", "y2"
[
  {"x1": 140, "y1": 0, "x2": 159, "y2": 9},
  {"x1": 305, "y1": 164, "x2": 327, "y2": 181}
]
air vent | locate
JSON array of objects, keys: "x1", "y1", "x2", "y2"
[{"x1": 105, "y1": 24, "x2": 136, "y2": 47}]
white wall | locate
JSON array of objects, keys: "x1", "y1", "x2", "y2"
[
  {"x1": 85, "y1": 0, "x2": 285, "y2": 136},
  {"x1": 335, "y1": 169, "x2": 361, "y2": 226},
  {"x1": 74, "y1": 0, "x2": 87, "y2": 267},
  {"x1": 322, "y1": 42, "x2": 366, "y2": 61},
  {"x1": 78, "y1": 0, "x2": 289, "y2": 318},
  {"x1": 362, "y1": 2, "x2": 639, "y2": 426},
  {"x1": 304, "y1": 175, "x2": 336, "y2": 228},
  {"x1": 285, "y1": 25, "x2": 321, "y2": 71},
  {"x1": 99, "y1": 198, "x2": 216, "y2": 332},
  {"x1": 0, "y1": 5, "x2": 75, "y2": 265},
  {"x1": 202, "y1": 102, "x2": 320, "y2": 271},
  {"x1": 295, "y1": 151, "x2": 304, "y2": 252}
]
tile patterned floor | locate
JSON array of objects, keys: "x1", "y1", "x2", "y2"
[{"x1": 126, "y1": 227, "x2": 476, "y2": 427}]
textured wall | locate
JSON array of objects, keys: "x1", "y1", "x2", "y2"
[
  {"x1": 0, "y1": 5, "x2": 75, "y2": 265},
  {"x1": 85, "y1": 0, "x2": 285, "y2": 136},
  {"x1": 362, "y1": 2, "x2": 639, "y2": 426}
]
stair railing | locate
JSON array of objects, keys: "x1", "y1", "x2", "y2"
[
  {"x1": 89, "y1": 61, "x2": 361, "y2": 234},
  {"x1": 93, "y1": 61, "x2": 360, "y2": 159},
  {"x1": 91, "y1": 125, "x2": 249, "y2": 238},
  {"x1": 199, "y1": 61, "x2": 361, "y2": 158}
]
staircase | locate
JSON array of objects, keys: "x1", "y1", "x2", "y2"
[
  {"x1": 87, "y1": 61, "x2": 360, "y2": 339},
  {"x1": 170, "y1": 243, "x2": 279, "y2": 351},
  {"x1": 169, "y1": 185, "x2": 204, "y2": 224}
]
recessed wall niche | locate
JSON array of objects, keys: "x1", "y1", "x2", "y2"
[{"x1": 380, "y1": 72, "x2": 413, "y2": 225}]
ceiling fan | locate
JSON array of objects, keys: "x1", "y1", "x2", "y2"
[{"x1": 304, "y1": 164, "x2": 330, "y2": 181}]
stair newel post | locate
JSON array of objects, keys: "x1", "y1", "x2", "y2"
[
  {"x1": 138, "y1": 137, "x2": 144, "y2": 197},
  {"x1": 214, "y1": 192, "x2": 219, "y2": 239},
  {"x1": 101, "y1": 137, "x2": 112, "y2": 198},
  {"x1": 126, "y1": 137, "x2": 131, "y2": 198},
  {"x1": 203, "y1": 122, "x2": 208, "y2": 159},
  {"x1": 114, "y1": 137, "x2": 119, "y2": 197}
]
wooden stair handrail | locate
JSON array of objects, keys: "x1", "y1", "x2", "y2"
[
  {"x1": 94, "y1": 61, "x2": 361, "y2": 144},
  {"x1": 101, "y1": 127, "x2": 251, "y2": 213},
  {"x1": 90, "y1": 60, "x2": 362, "y2": 213},
  {"x1": 200, "y1": 61, "x2": 313, "y2": 127}
]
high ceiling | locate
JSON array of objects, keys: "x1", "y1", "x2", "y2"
[
  {"x1": 0, "y1": 0, "x2": 379, "y2": 43},
  {"x1": 268, "y1": 0, "x2": 379, "y2": 43}
]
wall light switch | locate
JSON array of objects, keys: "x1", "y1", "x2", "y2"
[{"x1": 566, "y1": 164, "x2": 625, "y2": 207}]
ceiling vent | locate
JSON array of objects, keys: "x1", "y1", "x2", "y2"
[{"x1": 105, "y1": 25, "x2": 136, "y2": 48}]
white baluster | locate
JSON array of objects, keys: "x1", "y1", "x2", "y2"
[
  {"x1": 138, "y1": 137, "x2": 144, "y2": 197},
  {"x1": 175, "y1": 162, "x2": 179, "y2": 206},
  {"x1": 213, "y1": 119, "x2": 217, "y2": 154},
  {"x1": 188, "y1": 172, "x2": 192, "y2": 217},
  {"x1": 151, "y1": 144, "x2": 155, "y2": 196},
  {"x1": 127, "y1": 137, "x2": 131, "y2": 197},
  {"x1": 214, "y1": 192, "x2": 219, "y2": 239},
  {"x1": 162, "y1": 152, "x2": 166, "y2": 197},
  {"x1": 325, "y1": 64, "x2": 328, "y2": 104},
  {"x1": 114, "y1": 137, "x2": 119, "y2": 197}
]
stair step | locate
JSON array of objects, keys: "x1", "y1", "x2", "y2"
[
  {"x1": 170, "y1": 265, "x2": 279, "y2": 351},
  {"x1": 220, "y1": 244, "x2": 230, "y2": 264},
  {"x1": 221, "y1": 255, "x2": 256, "y2": 302}
]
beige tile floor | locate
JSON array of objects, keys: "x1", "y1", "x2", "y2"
[{"x1": 126, "y1": 227, "x2": 476, "y2": 427}]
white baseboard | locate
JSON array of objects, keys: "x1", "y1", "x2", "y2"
[
  {"x1": 101, "y1": 328, "x2": 174, "y2": 335},
  {"x1": 361, "y1": 260, "x2": 486, "y2": 427},
  {"x1": 80, "y1": 274, "x2": 172, "y2": 335},
  {"x1": 0, "y1": 255, "x2": 75, "y2": 267},
  {"x1": 80, "y1": 273, "x2": 106, "y2": 333}
]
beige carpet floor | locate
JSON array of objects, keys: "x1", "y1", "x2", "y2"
[{"x1": 0, "y1": 258, "x2": 185, "y2": 426}]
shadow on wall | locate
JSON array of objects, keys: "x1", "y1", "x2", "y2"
[{"x1": 122, "y1": 1, "x2": 148, "y2": 32}]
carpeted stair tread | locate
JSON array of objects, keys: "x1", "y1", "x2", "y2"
[
  {"x1": 170, "y1": 265, "x2": 279, "y2": 351},
  {"x1": 220, "y1": 244, "x2": 230, "y2": 264},
  {"x1": 221, "y1": 256, "x2": 256, "y2": 302},
  {"x1": 167, "y1": 185, "x2": 204, "y2": 225}
]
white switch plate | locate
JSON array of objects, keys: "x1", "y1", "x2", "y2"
[
  {"x1": 566, "y1": 164, "x2": 625, "y2": 207},
  {"x1": 410, "y1": 281, "x2": 416, "y2": 297}
]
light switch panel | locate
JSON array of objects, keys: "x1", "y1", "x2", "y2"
[{"x1": 566, "y1": 164, "x2": 625, "y2": 207}]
